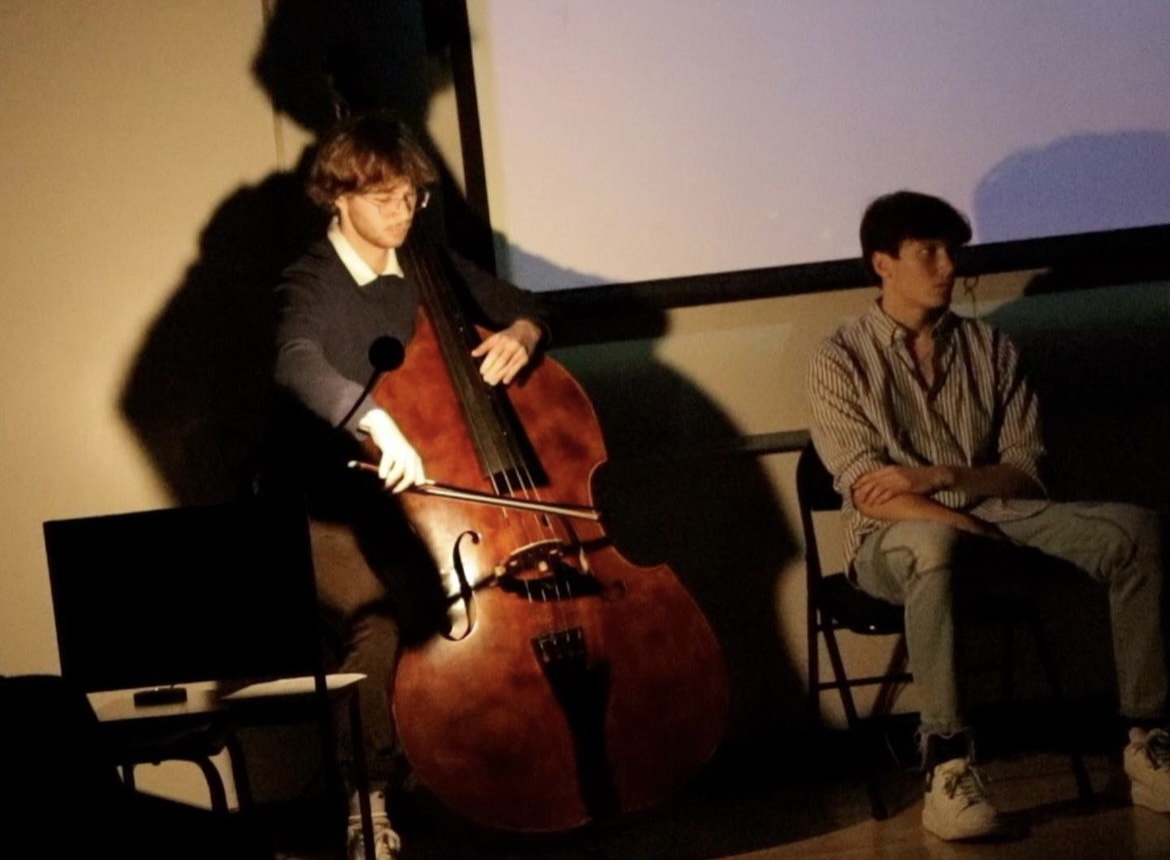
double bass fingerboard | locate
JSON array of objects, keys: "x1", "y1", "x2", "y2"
[{"x1": 401, "y1": 238, "x2": 547, "y2": 491}]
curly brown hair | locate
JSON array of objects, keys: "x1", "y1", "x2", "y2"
[{"x1": 307, "y1": 112, "x2": 438, "y2": 211}]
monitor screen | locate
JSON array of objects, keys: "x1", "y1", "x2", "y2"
[{"x1": 43, "y1": 500, "x2": 319, "y2": 693}]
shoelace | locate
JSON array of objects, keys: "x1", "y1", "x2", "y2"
[
  {"x1": 943, "y1": 763, "x2": 990, "y2": 808},
  {"x1": 1141, "y1": 728, "x2": 1170, "y2": 770}
]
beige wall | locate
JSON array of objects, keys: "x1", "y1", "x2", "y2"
[
  {"x1": 0, "y1": 0, "x2": 285, "y2": 676},
  {"x1": 0, "y1": 0, "x2": 298, "y2": 804}
]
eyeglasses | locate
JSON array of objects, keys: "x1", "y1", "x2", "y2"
[{"x1": 357, "y1": 187, "x2": 431, "y2": 213}]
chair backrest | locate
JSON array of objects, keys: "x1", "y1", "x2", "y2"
[
  {"x1": 795, "y1": 442, "x2": 843, "y2": 583},
  {"x1": 43, "y1": 498, "x2": 321, "y2": 693},
  {"x1": 796, "y1": 442, "x2": 842, "y2": 515}
]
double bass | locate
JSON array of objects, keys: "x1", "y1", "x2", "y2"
[{"x1": 363, "y1": 236, "x2": 729, "y2": 833}]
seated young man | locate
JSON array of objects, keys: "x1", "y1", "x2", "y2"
[{"x1": 807, "y1": 190, "x2": 1170, "y2": 841}]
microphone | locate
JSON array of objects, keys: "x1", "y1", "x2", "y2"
[
  {"x1": 367, "y1": 335, "x2": 406, "y2": 372},
  {"x1": 335, "y1": 336, "x2": 405, "y2": 430}
]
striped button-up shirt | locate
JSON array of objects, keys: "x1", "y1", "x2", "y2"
[{"x1": 807, "y1": 301, "x2": 1049, "y2": 563}]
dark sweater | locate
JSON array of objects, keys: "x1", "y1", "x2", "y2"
[
  {"x1": 275, "y1": 235, "x2": 546, "y2": 435},
  {"x1": 270, "y1": 234, "x2": 547, "y2": 518}
]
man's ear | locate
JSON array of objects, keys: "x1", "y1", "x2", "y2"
[{"x1": 872, "y1": 250, "x2": 894, "y2": 281}]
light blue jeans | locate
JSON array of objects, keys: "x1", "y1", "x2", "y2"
[{"x1": 853, "y1": 502, "x2": 1168, "y2": 741}]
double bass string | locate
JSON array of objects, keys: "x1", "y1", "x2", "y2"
[
  {"x1": 402, "y1": 241, "x2": 577, "y2": 639},
  {"x1": 413, "y1": 240, "x2": 559, "y2": 569},
  {"x1": 416, "y1": 241, "x2": 581, "y2": 619}
]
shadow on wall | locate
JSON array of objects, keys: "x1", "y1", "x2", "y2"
[
  {"x1": 118, "y1": 152, "x2": 325, "y2": 505},
  {"x1": 974, "y1": 127, "x2": 1170, "y2": 507},
  {"x1": 984, "y1": 269, "x2": 1170, "y2": 705},
  {"x1": 554, "y1": 334, "x2": 805, "y2": 756},
  {"x1": 972, "y1": 133, "x2": 1170, "y2": 710},
  {"x1": 982, "y1": 278, "x2": 1170, "y2": 514},
  {"x1": 974, "y1": 130, "x2": 1170, "y2": 244},
  {"x1": 986, "y1": 280, "x2": 1170, "y2": 704},
  {"x1": 986, "y1": 281, "x2": 1170, "y2": 509}
]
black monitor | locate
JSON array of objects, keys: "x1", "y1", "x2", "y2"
[{"x1": 43, "y1": 499, "x2": 320, "y2": 693}]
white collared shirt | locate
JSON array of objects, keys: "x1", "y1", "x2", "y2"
[{"x1": 326, "y1": 218, "x2": 405, "y2": 284}]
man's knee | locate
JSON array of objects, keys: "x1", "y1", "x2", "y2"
[
  {"x1": 1072, "y1": 503, "x2": 1162, "y2": 578},
  {"x1": 310, "y1": 519, "x2": 389, "y2": 619},
  {"x1": 347, "y1": 610, "x2": 401, "y2": 679},
  {"x1": 855, "y1": 520, "x2": 969, "y2": 606},
  {"x1": 872, "y1": 520, "x2": 969, "y2": 579}
]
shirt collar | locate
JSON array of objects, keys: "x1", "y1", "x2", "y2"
[
  {"x1": 864, "y1": 299, "x2": 958, "y2": 346},
  {"x1": 327, "y1": 218, "x2": 405, "y2": 285}
]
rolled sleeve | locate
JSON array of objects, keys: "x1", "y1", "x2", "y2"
[
  {"x1": 994, "y1": 331, "x2": 1047, "y2": 494},
  {"x1": 807, "y1": 341, "x2": 887, "y2": 500}
]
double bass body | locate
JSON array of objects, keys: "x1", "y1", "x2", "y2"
[{"x1": 373, "y1": 239, "x2": 729, "y2": 833}]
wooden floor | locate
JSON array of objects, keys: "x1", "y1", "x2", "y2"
[
  {"x1": 262, "y1": 734, "x2": 1170, "y2": 860},
  {"x1": 728, "y1": 754, "x2": 1170, "y2": 860}
]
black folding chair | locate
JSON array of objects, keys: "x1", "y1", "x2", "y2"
[{"x1": 796, "y1": 441, "x2": 1092, "y2": 819}]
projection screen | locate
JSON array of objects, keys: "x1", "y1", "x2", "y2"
[{"x1": 466, "y1": 1, "x2": 1170, "y2": 291}]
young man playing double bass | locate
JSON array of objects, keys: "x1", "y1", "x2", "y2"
[
  {"x1": 272, "y1": 111, "x2": 547, "y2": 860},
  {"x1": 807, "y1": 190, "x2": 1170, "y2": 841}
]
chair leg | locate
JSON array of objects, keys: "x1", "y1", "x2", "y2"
[
  {"x1": 193, "y1": 755, "x2": 230, "y2": 813},
  {"x1": 808, "y1": 601, "x2": 822, "y2": 728},
  {"x1": 822, "y1": 622, "x2": 890, "y2": 820},
  {"x1": 224, "y1": 732, "x2": 253, "y2": 811},
  {"x1": 348, "y1": 693, "x2": 377, "y2": 860},
  {"x1": 1024, "y1": 614, "x2": 1094, "y2": 804}
]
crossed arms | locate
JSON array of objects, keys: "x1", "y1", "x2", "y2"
[
  {"x1": 807, "y1": 320, "x2": 1047, "y2": 540},
  {"x1": 851, "y1": 463, "x2": 1042, "y2": 538}
]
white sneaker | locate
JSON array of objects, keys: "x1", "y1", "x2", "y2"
[
  {"x1": 347, "y1": 811, "x2": 401, "y2": 860},
  {"x1": 1125, "y1": 727, "x2": 1170, "y2": 813},
  {"x1": 922, "y1": 757, "x2": 1000, "y2": 841},
  {"x1": 348, "y1": 787, "x2": 401, "y2": 860}
]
